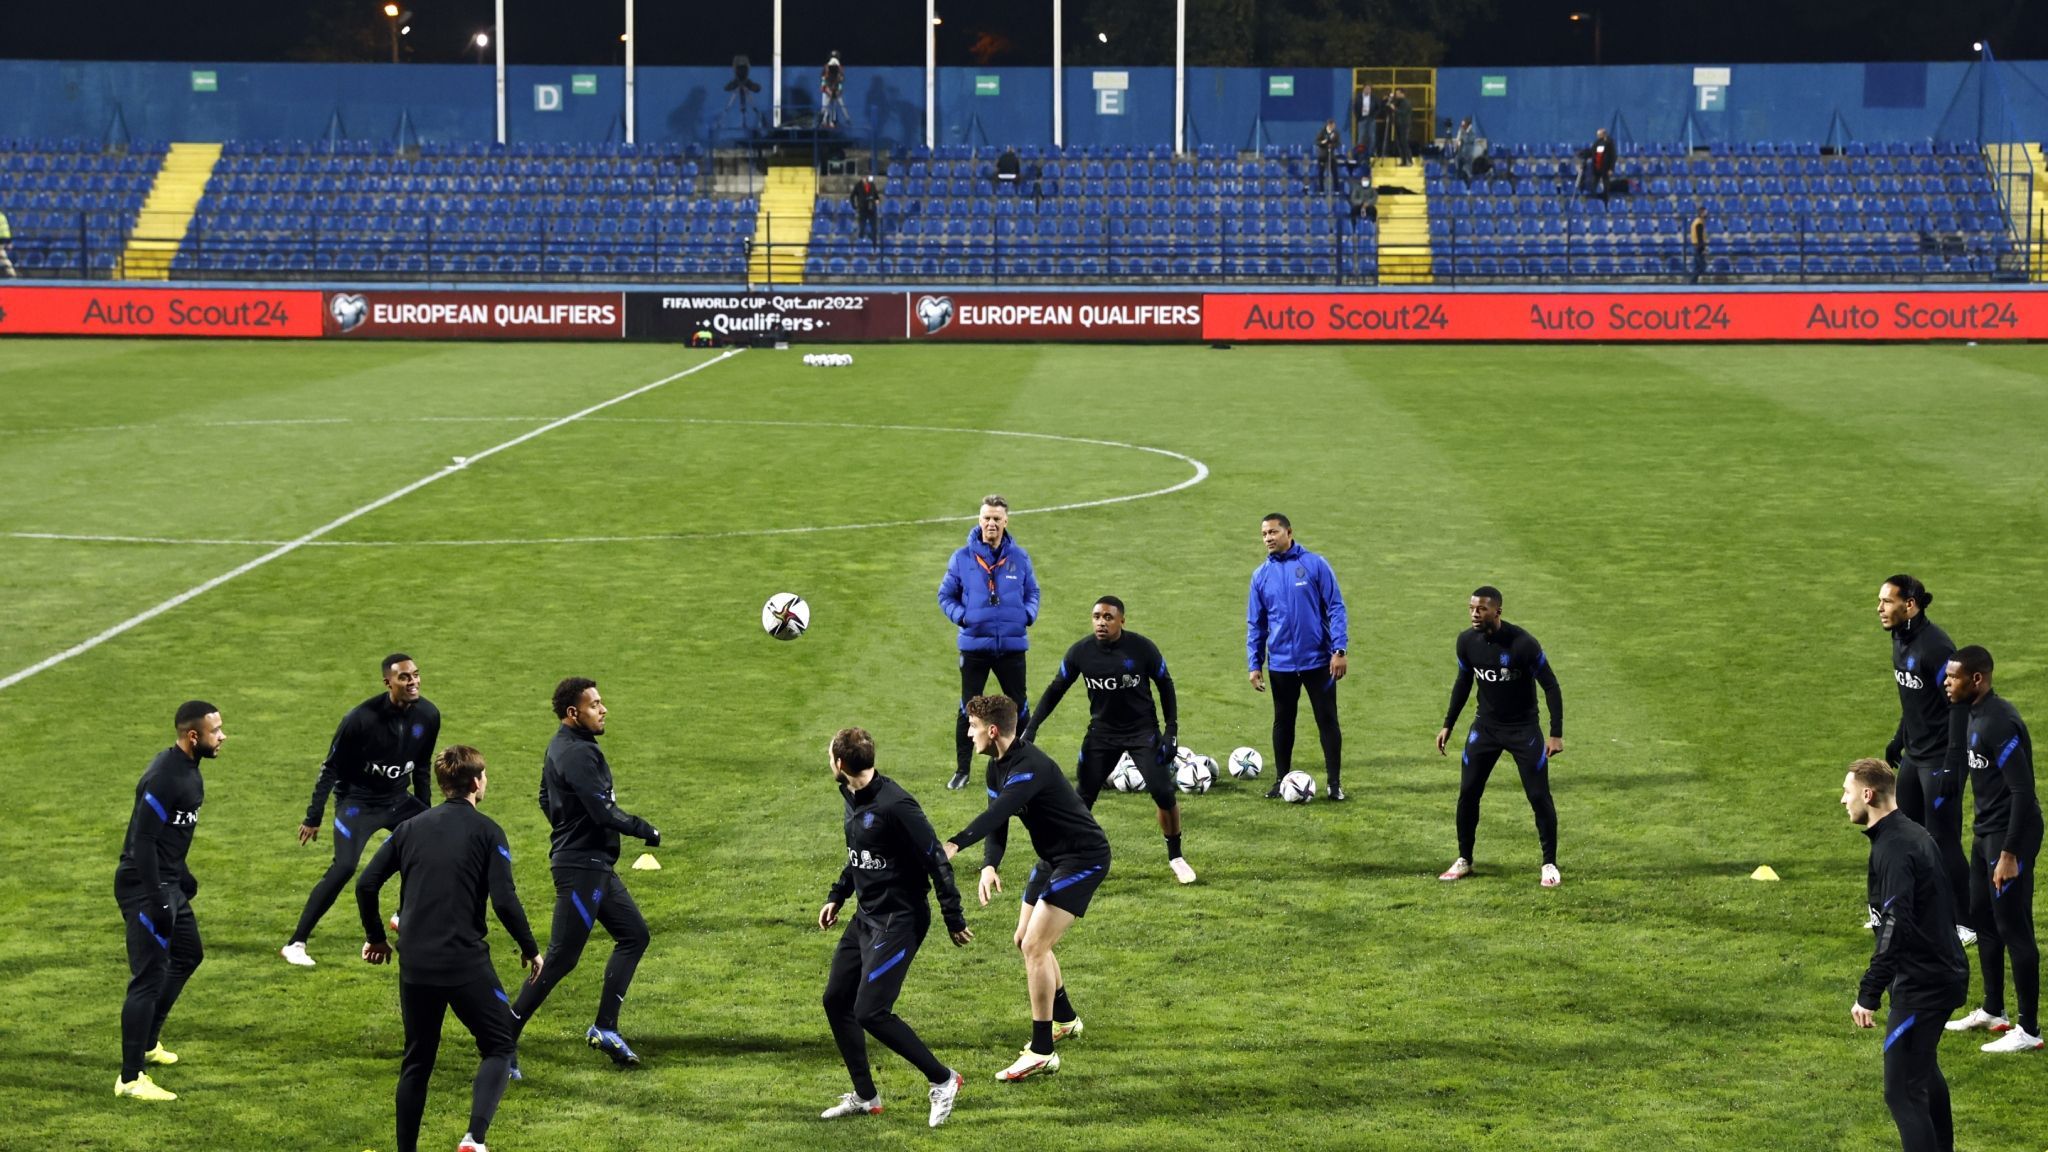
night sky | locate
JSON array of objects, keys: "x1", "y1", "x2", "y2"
[{"x1": 6, "y1": 0, "x2": 2039, "y2": 68}]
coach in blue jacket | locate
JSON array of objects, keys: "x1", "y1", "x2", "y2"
[
  {"x1": 939, "y1": 495, "x2": 1041, "y2": 789},
  {"x1": 1248, "y1": 513, "x2": 1350, "y2": 801}
]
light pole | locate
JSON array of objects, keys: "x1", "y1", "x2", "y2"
[
  {"x1": 1568, "y1": 11, "x2": 1602, "y2": 66},
  {"x1": 382, "y1": 3, "x2": 401, "y2": 63}
]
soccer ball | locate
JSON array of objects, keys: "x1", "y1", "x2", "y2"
[
  {"x1": 1108, "y1": 752, "x2": 1146, "y2": 793},
  {"x1": 761, "y1": 592, "x2": 810, "y2": 640},
  {"x1": 1175, "y1": 755, "x2": 1215, "y2": 794},
  {"x1": 1279, "y1": 770, "x2": 1317, "y2": 803},
  {"x1": 1227, "y1": 747, "x2": 1264, "y2": 779}
]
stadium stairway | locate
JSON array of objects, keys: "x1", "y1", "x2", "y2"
[
  {"x1": 2024, "y1": 143, "x2": 2047, "y2": 282},
  {"x1": 122, "y1": 142, "x2": 221, "y2": 279},
  {"x1": 749, "y1": 166, "x2": 814, "y2": 284},
  {"x1": 1375, "y1": 162, "x2": 1432, "y2": 284}
]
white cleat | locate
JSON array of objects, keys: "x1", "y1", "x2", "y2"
[
  {"x1": 279, "y1": 942, "x2": 316, "y2": 968},
  {"x1": 389, "y1": 913, "x2": 402, "y2": 933},
  {"x1": 820, "y1": 1092, "x2": 882, "y2": 1119},
  {"x1": 1050, "y1": 1017, "x2": 1084, "y2": 1043},
  {"x1": 1169, "y1": 857, "x2": 1198, "y2": 885},
  {"x1": 1981, "y1": 1028, "x2": 2044, "y2": 1053},
  {"x1": 1540, "y1": 864, "x2": 1562, "y2": 888},
  {"x1": 927, "y1": 1070, "x2": 963, "y2": 1128},
  {"x1": 456, "y1": 1134, "x2": 488, "y2": 1152},
  {"x1": 1957, "y1": 925, "x2": 1979, "y2": 948},
  {"x1": 1438, "y1": 857, "x2": 1472, "y2": 882},
  {"x1": 995, "y1": 1048, "x2": 1060, "y2": 1082},
  {"x1": 1945, "y1": 1008, "x2": 2011, "y2": 1033}
]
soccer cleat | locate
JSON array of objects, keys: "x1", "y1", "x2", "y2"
[
  {"x1": 457, "y1": 1135, "x2": 488, "y2": 1152},
  {"x1": 1264, "y1": 783, "x2": 1284, "y2": 799},
  {"x1": 389, "y1": 913, "x2": 402, "y2": 933},
  {"x1": 587, "y1": 1026, "x2": 641, "y2": 1066},
  {"x1": 1328, "y1": 785, "x2": 1348, "y2": 802},
  {"x1": 1981, "y1": 1028, "x2": 2044, "y2": 1053},
  {"x1": 947, "y1": 768, "x2": 970, "y2": 791},
  {"x1": 995, "y1": 1048, "x2": 1060, "y2": 1081},
  {"x1": 820, "y1": 1092, "x2": 883, "y2": 1119},
  {"x1": 114, "y1": 1073, "x2": 176, "y2": 1102},
  {"x1": 1051, "y1": 1018, "x2": 1084, "y2": 1043},
  {"x1": 1439, "y1": 857, "x2": 1472, "y2": 882},
  {"x1": 506, "y1": 1055, "x2": 522, "y2": 1082},
  {"x1": 1958, "y1": 925, "x2": 1979, "y2": 948},
  {"x1": 1946, "y1": 1008, "x2": 2011, "y2": 1033},
  {"x1": 1541, "y1": 864, "x2": 1562, "y2": 888},
  {"x1": 1169, "y1": 857, "x2": 1198, "y2": 885},
  {"x1": 143, "y1": 1043, "x2": 178, "y2": 1066},
  {"x1": 927, "y1": 1070, "x2": 963, "y2": 1128},
  {"x1": 279, "y1": 941, "x2": 316, "y2": 968}
]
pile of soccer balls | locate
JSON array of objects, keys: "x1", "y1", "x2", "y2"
[{"x1": 801, "y1": 353, "x2": 854, "y2": 367}]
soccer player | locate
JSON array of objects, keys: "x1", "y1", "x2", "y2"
[
  {"x1": 281, "y1": 653, "x2": 441, "y2": 967},
  {"x1": 114, "y1": 700, "x2": 224, "y2": 1102},
  {"x1": 1023, "y1": 595, "x2": 1197, "y2": 884},
  {"x1": 358, "y1": 746, "x2": 541, "y2": 1152},
  {"x1": 1434, "y1": 587, "x2": 1565, "y2": 887},
  {"x1": 509, "y1": 678, "x2": 662, "y2": 1068},
  {"x1": 1247, "y1": 513, "x2": 1350, "y2": 801},
  {"x1": 1843, "y1": 758, "x2": 1969, "y2": 1152},
  {"x1": 816, "y1": 727, "x2": 973, "y2": 1127},
  {"x1": 939, "y1": 495, "x2": 1041, "y2": 790},
  {"x1": 1941, "y1": 646, "x2": 2044, "y2": 1052},
  {"x1": 943, "y1": 695, "x2": 1112, "y2": 1082},
  {"x1": 1879, "y1": 575, "x2": 1974, "y2": 947}
]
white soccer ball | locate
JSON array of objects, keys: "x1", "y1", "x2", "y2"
[
  {"x1": 761, "y1": 592, "x2": 810, "y2": 640},
  {"x1": 1108, "y1": 752, "x2": 1146, "y2": 793},
  {"x1": 1279, "y1": 770, "x2": 1316, "y2": 803},
  {"x1": 1227, "y1": 746, "x2": 1264, "y2": 779},
  {"x1": 1175, "y1": 754, "x2": 1215, "y2": 794}
]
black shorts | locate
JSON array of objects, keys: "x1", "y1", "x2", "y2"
[
  {"x1": 1077, "y1": 737, "x2": 1175, "y2": 807},
  {"x1": 1021, "y1": 857, "x2": 1110, "y2": 918}
]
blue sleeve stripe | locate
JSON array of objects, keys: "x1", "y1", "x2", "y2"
[
  {"x1": 143, "y1": 791, "x2": 168, "y2": 823},
  {"x1": 987, "y1": 787, "x2": 1000, "y2": 799},
  {"x1": 498, "y1": 844, "x2": 513, "y2": 862},
  {"x1": 1003, "y1": 773, "x2": 1036, "y2": 789},
  {"x1": 1998, "y1": 736, "x2": 2022, "y2": 769}
]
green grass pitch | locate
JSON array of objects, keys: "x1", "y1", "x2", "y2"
[{"x1": 4, "y1": 337, "x2": 2048, "y2": 1151}]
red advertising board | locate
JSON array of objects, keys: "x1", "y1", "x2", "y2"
[
  {"x1": 1201, "y1": 291, "x2": 2048, "y2": 342},
  {"x1": 909, "y1": 292, "x2": 1203, "y2": 341},
  {"x1": 323, "y1": 291, "x2": 623, "y2": 339},
  {"x1": 0, "y1": 286, "x2": 321, "y2": 337}
]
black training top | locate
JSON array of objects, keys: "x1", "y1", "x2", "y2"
[
  {"x1": 115, "y1": 745, "x2": 205, "y2": 903},
  {"x1": 304, "y1": 693, "x2": 442, "y2": 824},
  {"x1": 1966, "y1": 691, "x2": 2043, "y2": 857},
  {"x1": 356, "y1": 799, "x2": 538, "y2": 986},
  {"x1": 825, "y1": 773, "x2": 967, "y2": 933},
  {"x1": 950, "y1": 741, "x2": 1111, "y2": 872},
  {"x1": 1859, "y1": 812, "x2": 1970, "y2": 1012},
  {"x1": 538, "y1": 724, "x2": 659, "y2": 870},
  {"x1": 1442, "y1": 621, "x2": 1564, "y2": 737},
  {"x1": 1027, "y1": 630, "x2": 1179, "y2": 748},
  {"x1": 1889, "y1": 615, "x2": 1961, "y2": 769}
]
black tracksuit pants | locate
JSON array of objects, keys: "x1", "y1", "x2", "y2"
[
  {"x1": 1882, "y1": 1003, "x2": 1959, "y2": 1152},
  {"x1": 510, "y1": 868, "x2": 649, "y2": 1033},
  {"x1": 1456, "y1": 721, "x2": 1558, "y2": 865},
  {"x1": 397, "y1": 975, "x2": 516, "y2": 1152},
  {"x1": 956, "y1": 651, "x2": 1029, "y2": 775},
  {"x1": 118, "y1": 888, "x2": 203, "y2": 1080},
  {"x1": 823, "y1": 909, "x2": 949, "y2": 1098},
  {"x1": 292, "y1": 796, "x2": 428, "y2": 944},
  {"x1": 1968, "y1": 833, "x2": 2038, "y2": 1035},
  {"x1": 1269, "y1": 668, "x2": 1341, "y2": 786},
  {"x1": 1895, "y1": 757, "x2": 1971, "y2": 930}
]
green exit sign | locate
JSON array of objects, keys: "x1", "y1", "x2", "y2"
[
  {"x1": 571, "y1": 74, "x2": 597, "y2": 96},
  {"x1": 1267, "y1": 75, "x2": 1294, "y2": 97},
  {"x1": 191, "y1": 71, "x2": 218, "y2": 93},
  {"x1": 975, "y1": 75, "x2": 1000, "y2": 96},
  {"x1": 1481, "y1": 75, "x2": 1508, "y2": 97}
]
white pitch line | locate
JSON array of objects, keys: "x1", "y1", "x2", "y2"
[
  {"x1": 2, "y1": 422, "x2": 1210, "y2": 550},
  {"x1": 0, "y1": 349, "x2": 745, "y2": 694}
]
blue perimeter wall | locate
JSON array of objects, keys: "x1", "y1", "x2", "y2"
[{"x1": 5, "y1": 58, "x2": 2046, "y2": 150}]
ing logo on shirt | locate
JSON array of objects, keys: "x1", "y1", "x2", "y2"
[
  {"x1": 366, "y1": 761, "x2": 414, "y2": 779},
  {"x1": 1896, "y1": 670, "x2": 1927, "y2": 690},
  {"x1": 1472, "y1": 667, "x2": 1523, "y2": 683},
  {"x1": 1084, "y1": 674, "x2": 1144, "y2": 691}
]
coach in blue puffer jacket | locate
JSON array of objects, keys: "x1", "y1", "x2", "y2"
[
  {"x1": 938, "y1": 495, "x2": 1041, "y2": 789},
  {"x1": 1247, "y1": 512, "x2": 1350, "y2": 801}
]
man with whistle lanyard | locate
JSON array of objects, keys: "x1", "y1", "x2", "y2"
[{"x1": 939, "y1": 495, "x2": 1042, "y2": 791}]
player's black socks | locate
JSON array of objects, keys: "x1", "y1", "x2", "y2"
[
  {"x1": 1052, "y1": 986, "x2": 1075, "y2": 1023},
  {"x1": 1031, "y1": 1019, "x2": 1054, "y2": 1055},
  {"x1": 1164, "y1": 835, "x2": 1183, "y2": 862}
]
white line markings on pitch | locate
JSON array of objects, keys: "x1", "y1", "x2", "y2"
[
  {"x1": 2, "y1": 420, "x2": 1211, "y2": 549},
  {"x1": 0, "y1": 349, "x2": 746, "y2": 694}
]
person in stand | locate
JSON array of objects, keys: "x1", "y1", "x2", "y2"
[
  {"x1": 1690, "y1": 207, "x2": 1709, "y2": 283},
  {"x1": 1449, "y1": 118, "x2": 1478, "y2": 182},
  {"x1": 851, "y1": 174, "x2": 882, "y2": 249},
  {"x1": 0, "y1": 207, "x2": 16, "y2": 277},
  {"x1": 1314, "y1": 120, "x2": 1341, "y2": 194},
  {"x1": 996, "y1": 147, "x2": 1022, "y2": 186},
  {"x1": 820, "y1": 52, "x2": 850, "y2": 129},
  {"x1": 1578, "y1": 128, "x2": 1615, "y2": 198},
  {"x1": 1388, "y1": 88, "x2": 1413, "y2": 166},
  {"x1": 1353, "y1": 84, "x2": 1379, "y2": 163}
]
